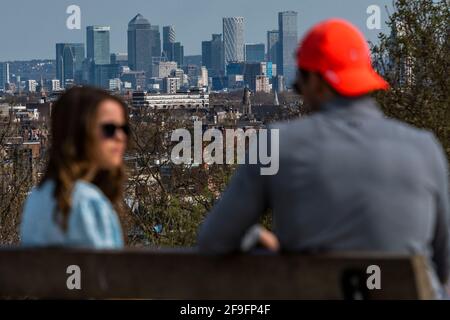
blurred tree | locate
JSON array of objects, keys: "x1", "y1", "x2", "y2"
[{"x1": 372, "y1": 0, "x2": 449, "y2": 162}]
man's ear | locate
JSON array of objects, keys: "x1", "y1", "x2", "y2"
[
  {"x1": 314, "y1": 72, "x2": 336, "y2": 97},
  {"x1": 309, "y1": 72, "x2": 323, "y2": 94},
  {"x1": 313, "y1": 73, "x2": 328, "y2": 95}
]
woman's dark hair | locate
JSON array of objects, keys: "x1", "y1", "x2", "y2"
[{"x1": 40, "y1": 86, "x2": 129, "y2": 231}]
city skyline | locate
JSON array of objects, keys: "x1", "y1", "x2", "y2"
[{"x1": 0, "y1": 0, "x2": 392, "y2": 61}]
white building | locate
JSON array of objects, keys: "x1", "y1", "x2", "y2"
[
  {"x1": 133, "y1": 91, "x2": 209, "y2": 110},
  {"x1": 163, "y1": 77, "x2": 181, "y2": 94},
  {"x1": 26, "y1": 80, "x2": 38, "y2": 93},
  {"x1": 223, "y1": 17, "x2": 245, "y2": 64},
  {"x1": 152, "y1": 61, "x2": 178, "y2": 78},
  {"x1": 51, "y1": 79, "x2": 61, "y2": 92},
  {"x1": 255, "y1": 75, "x2": 271, "y2": 93},
  {"x1": 198, "y1": 66, "x2": 209, "y2": 87},
  {"x1": 109, "y1": 78, "x2": 122, "y2": 91}
]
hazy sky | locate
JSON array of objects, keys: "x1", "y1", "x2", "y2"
[{"x1": 0, "y1": 0, "x2": 393, "y2": 61}]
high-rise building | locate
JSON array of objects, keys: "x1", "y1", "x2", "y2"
[
  {"x1": 173, "y1": 42, "x2": 184, "y2": 67},
  {"x1": 81, "y1": 58, "x2": 96, "y2": 85},
  {"x1": 171, "y1": 68, "x2": 185, "y2": 83},
  {"x1": 184, "y1": 55, "x2": 202, "y2": 67},
  {"x1": 255, "y1": 75, "x2": 271, "y2": 93},
  {"x1": 0, "y1": 62, "x2": 10, "y2": 90},
  {"x1": 267, "y1": 30, "x2": 279, "y2": 64},
  {"x1": 202, "y1": 42, "x2": 212, "y2": 69},
  {"x1": 152, "y1": 61, "x2": 178, "y2": 78},
  {"x1": 245, "y1": 43, "x2": 265, "y2": 63},
  {"x1": 150, "y1": 25, "x2": 161, "y2": 58},
  {"x1": 243, "y1": 62, "x2": 271, "y2": 91},
  {"x1": 94, "y1": 64, "x2": 120, "y2": 89},
  {"x1": 273, "y1": 75, "x2": 285, "y2": 93},
  {"x1": 226, "y1": 61, "x2": 245, "y2": 76},
  {"x1": 50, "y1": 79, "x2": 61, "y2": 92},
  {"x1": 26, "y1": 80, "x2": 38, "y2": 93},
  {"x1": 87, "y1": 26, "x2": 111, "y2": 65},
  {"x1": 184, "y1": 64, "x2": 200, "y2": 78},
  {"x1": 163, "y1": 25, "x2": 176, "y2": 60},
  {"x1": 202, "y1": 34, "x2": 224, "y2": 77},
  {"x1": 223, "y1": 17, "x2": 245, "y2": 67},
  {"x1": 163, "y1": 77, "x2": 181, "y2": 94},
  {"x1": 110, "y1": 53, "x2": 128, "y2": 67},
  {"x1": 55, "y1": 43, "x2": 85, "y2": 87},
  {"x1": 109, "y1": 78, "x2": 122, "y2": 91},
  {"x1": 278, "y1": 11, "x2": 298, "y2": 87},
  {"x1": 128, "y1": 14, "x2": 152, "y2": 75},
  {"x1": 209, "y1": 34, "x2": 224, "y2": 75},
  {"x1": 121, "y1": 70, "x2": 146, "y2": 90},
  {"x1": 198, "y1": 66, "x2": 209, "y2": 87}
]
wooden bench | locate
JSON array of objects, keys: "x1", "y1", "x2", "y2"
[{"x1": 0, "y1": 247, "x2": 435, "y2": 299}]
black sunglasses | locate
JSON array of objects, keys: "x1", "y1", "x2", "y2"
[{"x1": 100, "y1": 123, "x2": 130, "y2": 139}]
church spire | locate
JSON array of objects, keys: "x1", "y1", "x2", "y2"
[{"x1": 274, "y1": 90, "x2": 279, "y2": 106}]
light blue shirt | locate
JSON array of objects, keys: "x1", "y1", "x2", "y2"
[{"x1": 20, "y1": 180, "x2": 124, "y2": 249}]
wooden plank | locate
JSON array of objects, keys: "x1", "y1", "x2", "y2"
[{"x1": 0, "y1": 248, "x2": 434, "y2": 299}]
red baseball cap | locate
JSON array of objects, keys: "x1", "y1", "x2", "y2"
[{"x1": 297, "y1": 19, "x2": 389, "y2": 96}]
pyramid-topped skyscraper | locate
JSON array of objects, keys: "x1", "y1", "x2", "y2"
[{"x1": 128, "y1": 14, "x2": 152, "y2": 74}]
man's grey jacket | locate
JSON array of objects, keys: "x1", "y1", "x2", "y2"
[{"x1": 198, "y1": 96, "x2": 450, "y2": 285}]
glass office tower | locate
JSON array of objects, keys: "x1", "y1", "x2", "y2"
[
  {"x1": 278, "y1": 11, "x2": 298, "y2": 87},
  {"x1": 87, "y1": 26, "x2": 111, "y2": 65}
]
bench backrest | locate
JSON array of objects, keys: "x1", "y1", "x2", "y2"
[{"x1": 0, "y1": 248, "x2": 435, "y2": 299}]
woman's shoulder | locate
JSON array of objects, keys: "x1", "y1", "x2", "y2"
[
  {"x1": 27, "y1": 179, "x2": 107, "y2": 205},
  {"x1": 72, "y1": 180, "x2": 109, "y2": 205},
  {"x1": 69, "y1": 180, "x2": 124, "y2": 248},
  {"x1": 24, "y1": 180, "x2": 54, "y2": 205}
]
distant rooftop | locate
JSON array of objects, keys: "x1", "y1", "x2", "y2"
[{"x1": 128, "y1": 13, "x2": 151, "y2": 27}]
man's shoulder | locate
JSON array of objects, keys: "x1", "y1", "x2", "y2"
[
  {"x1": 269, "y1": 113, "x2": 437, "y2": 143},
  {"x1": 381, "y1": 117, "x2": 440, "y2": 147},
  {"x1": 268, "y1": 116, "x2": 319, "y2": 139}
]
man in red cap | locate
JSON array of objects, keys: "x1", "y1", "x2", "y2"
[
  {"x1": 294, "y1": 18, "x2": 389, "y2": 109},
  {"x1": 198, "y1": 19, "x2": 449, "y2": 297}
]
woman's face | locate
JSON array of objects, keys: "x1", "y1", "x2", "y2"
[{"x1": 93, "y1": 99, "x2": 128, "y2": 170}]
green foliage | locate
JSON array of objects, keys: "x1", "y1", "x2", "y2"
[{"x1": 372, "y1": 0, "x2": 450, "y2": 161}]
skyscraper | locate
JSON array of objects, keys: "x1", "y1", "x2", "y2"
[
  {"x1": 110, "y1": 53, "x2": 128, "y2": 67},
  {"x1": 163, "y1": 26, "x2": 176, "y2": 60},
  {"x1": 245, "y1": 43, "x2": 265, "y2": 63},
  {"x1": 128, "y1": 14, "x2": 152, "y2": 74},
  {"x1": 211, "y1": 34, "x2": 224, "y2": 75},
  {"x1": 202, "y1": 34, "x2": 224, "y2": 77},
  {"x1": 278, "y1": 11, "x2": 298, "y2": 87},
  {"x1": 0, "y1": 62, "x2": 10, "y2": 90},
  {"x1": 243, "y1": 62, "x2": 271, "y2": 91},
  {"x1": 56, "y1": 43, "x2": 85, "y2": 87},
  {"x1": 223, "y1": 17, "x2": 245, "y2": 68},
  {"x1": 150, "y1": 25, "x2": 161, "y2": 58},
  {"x1": 267, "y1": 30, "x2": 279, "y2": 64},
  {"x1": 87, "y1": 26, "x2": 111, "y2": 65},
  {"x1": 94, "y1": 64, "x2": 120, "y2": 89},
  {"x1": 173, "y1": 42, "x2": 184, "y2": 67}
]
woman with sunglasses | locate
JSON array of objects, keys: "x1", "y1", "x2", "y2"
[{"x1": 20, "y1": 86, "x2": 130, "y2": 249}]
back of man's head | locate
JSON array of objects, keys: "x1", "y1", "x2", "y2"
[{"x1": 294, "y1": 19, "x2": 389, "y2": 110}]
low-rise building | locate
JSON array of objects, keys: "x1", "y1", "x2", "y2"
[{"x1": 132, "y1": 91, "x2": 209, "y2": 110}]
